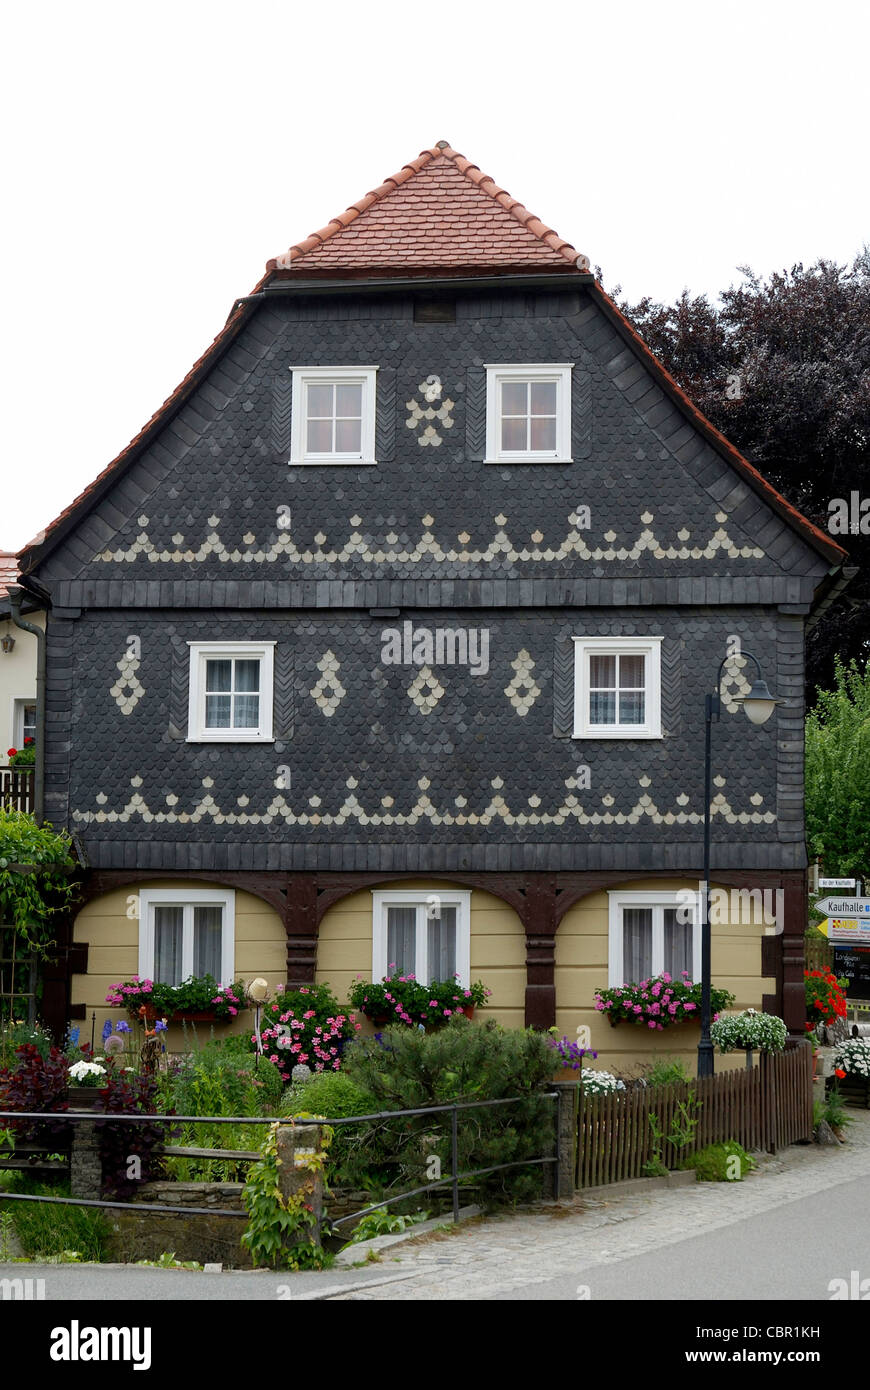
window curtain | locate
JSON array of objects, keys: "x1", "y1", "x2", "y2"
[
  {"x1": 193, "y1": 905, "x2": 223, "y2": 980},
  {"x1": 663, "y1": 907, "x2": 693, "y2": 978},
  {"x1": 154, "y1": 905, "x2": 184, "y2": 986},
  {"x1": 386, "y1": 907, "x2": 416, "y2": 976},
  {"x1": 622, "y1": 907, "x2": 653, "y2": 982},
  {"x1": 427, "y1": 905, "x2": 457, "y2": 981}
]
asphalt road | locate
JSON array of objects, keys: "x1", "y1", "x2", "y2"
[
  {"x1": 484, "y1": 1171, "x2": 870, "y2": 1301},
  {"x1": 4, "y1": 1152, "x2": 870, "y2": 1303}
]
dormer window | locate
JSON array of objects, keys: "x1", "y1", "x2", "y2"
[
  {"x1": 289, "y1": 366, "x2": 377, "y2": 465},
  {"x1": 485, "y1": 364, "x2": 572, "y2": 463}
]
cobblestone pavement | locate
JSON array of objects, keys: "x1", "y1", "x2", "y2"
[{"x1": 335, "y1": 1112, "x2": 870, "y2": 1300}]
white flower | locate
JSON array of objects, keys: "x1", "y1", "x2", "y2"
[
  {"x1": 834, "y1": 1038, "x2": 870, "y2": 1078},
  {"x1": 711, "y1": 1010, "x2": 787, "y2": 1054},
  {"x1": 580, "y1": 1068, "x2": 625, "y2": 1095},
  {"x1": 68, "y1": 1061, "x2": 107, "y2": 1081}
]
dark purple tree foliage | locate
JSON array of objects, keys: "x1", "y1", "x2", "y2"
[{"x1": 614, "y1": 250, "x2": 870, "y2": 698}]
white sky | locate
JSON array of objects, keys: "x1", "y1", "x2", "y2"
[{"x1": 1, "y1": 0, "x2": 867, "y2": 553}]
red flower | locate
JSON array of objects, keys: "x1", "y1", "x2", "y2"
[
  {"x1": 835, "y1": 1068, "x2": 846, "y2": 1079},
  {"x1": 6, "y1": 748, "x2": 16, "y2": 758}
]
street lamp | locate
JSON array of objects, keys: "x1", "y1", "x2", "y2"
[{"x1": 698, "y1": 652, "x2": 783, "y2": 1078}]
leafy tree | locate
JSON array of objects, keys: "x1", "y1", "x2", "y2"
[
  {"x1": 0, "y1": 809, "x2": 80, "y2": 956},
  {"x1": 616, "y1": 250, "x2": 870, "y2": 697},
  {"x1": 805, "y1": 659, "x2": 870, "y2": 876}
]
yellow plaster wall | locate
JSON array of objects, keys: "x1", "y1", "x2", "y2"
[
  {"x1": 71, "y1": 880, "x2": 286, "y2": 1049},
  {"x1": 315, "y1": 879, "x2": 526, "y2": 1029},
  {"x1": 555, "y1": 878, "x2": 778, "y2": 1076}
]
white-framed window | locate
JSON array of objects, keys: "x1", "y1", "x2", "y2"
[
  {"x1": 12, "y1": 698, "x2": 36, "y2": 747},
  {"x1": 485, "y1": 363, "x2": 573, "y2": 463},
  {"x1": 371, "y1": 889, "x2": 471, "y2": 986},
  {"x1": 186, "y1": 641, "x2": 275, "y2": 742},
  {"x1": 289, "y1": 366, "x2": 378, "y2": 465},
  {"x1": 573, "y1": 636, "x2": 663, "y2": 738},
  {"x1": 607, "y1": 891, "x2": 701, "y2": 988},
  {"x1": 138, "y1": 888, "x2": 235, "y2": 986}
]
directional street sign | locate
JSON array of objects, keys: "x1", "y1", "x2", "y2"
[
  {"x1": 821, "y1": 918, "x2": 870, "y2": 946},
  {"x1": 815, "y1": 897, "x2": 870, "y2": 918},
  {"x1": 819, "y1": 878, "x2": 857, "y2": 889}
]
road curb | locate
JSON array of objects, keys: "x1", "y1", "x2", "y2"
[{"x1": 333, "y1": 1204, "x2": 482, "y2": 1266}]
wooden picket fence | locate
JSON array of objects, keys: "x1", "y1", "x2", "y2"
[
  {"x1": 576, "y1": 1043, "x2": 813, "y2": 1187},
  {"x1": 805, "y1": 932, "x2": 834, "y2": 974}
]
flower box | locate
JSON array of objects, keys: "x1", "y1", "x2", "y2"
[
  {"x1": 66, "y1": 1086, "x2": 102, "y2": 1110},
  {"x1": 834, "y1": 1076, "x2": 870, "y2": 1109},
  {"x1": 130, "y1": 1006, "x2": 219, "y2": 1025}
]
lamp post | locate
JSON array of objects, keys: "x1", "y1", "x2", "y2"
[{"x1": 698, "y1": 652, "x2": 783, "y2": 1078}]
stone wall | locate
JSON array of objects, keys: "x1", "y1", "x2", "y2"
[{"x1": 105, "y1": 1181, "x2": 251, "y2": 1267}]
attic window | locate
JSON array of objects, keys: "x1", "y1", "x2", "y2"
[
  {"x1": 414, "y1": 299, "x2": 456, "y2": 323},
  {"x1": 485, "y1": 364, "x2": 573, "y2": 463},
  {"x1": 289, "y1": 367, "x2": 378, "y2": 465}
]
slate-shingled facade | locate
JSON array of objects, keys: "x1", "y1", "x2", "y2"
[{"x1": 18, "y1": 143, "x2": 848, "y2": 1063}]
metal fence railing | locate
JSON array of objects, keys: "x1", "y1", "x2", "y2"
[{"x1": 0, "y1": 1092, "x2": 561, "y2": 1227}]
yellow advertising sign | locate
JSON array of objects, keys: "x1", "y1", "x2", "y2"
[{"x1": 819, "y1": 917, "x2": 870, "y2": 946}]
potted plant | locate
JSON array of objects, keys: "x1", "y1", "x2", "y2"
[
  {"x1": 67, "y1": 1058, "x2": 108, "y2": 1109},
  {"x1": 6, "y1": 739, "x2": 35, "y2": 771},
  {"x1": 711, "y1": 1008, "x2": 788, "y2": 1060},
  {"x1": 829, "y1": 1038, "x2": 870, "y2": 1108},
  {"x1": 594, "y1": 972, "x2": 735, "y2": 1030},
  {"x1": 348, "y1": 973, "x2": 491, "y2": 1029},
  {"x1": 805, "y1": 969, "x2": 848, "y2": 1028},
  {"x1": 105, "y1": 974, "x2": 247, "y2": 1023}
]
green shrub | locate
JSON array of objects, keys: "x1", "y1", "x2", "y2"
[
  {"x1": 1, "y1": 1175, "x2": 110, "y2": 1260},
  {"x1": 643, "y1": 1058, "x2": 693, "y2": 1087},
  {"x1": 682, "y1": 1141, "x2": 755, "y2": 1182},
  {"x1": 281, "y1": 1070, "x2": 377, "y2": 1120},
  {"x1": 349, "y1": 1208, "x2": 429, "y2": 1242},
  {"x1": 282, "y1": 1071, "x2": 379, "y2": 1191},
  {"x1": 339, "y1": 1018, "x2": 555, "y2": 1205}
]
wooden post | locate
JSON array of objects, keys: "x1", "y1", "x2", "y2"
[
  {"x1": 523, "y1": 874, "x2": 557, "y2": 1029},
  {"x1": 284, "y1": 875, "x2": 319, "y2": 989},
  {"x1": 781, "y1": 870, "x2": 808, "y2": 1038},
  {"x1": 550, "y1": 1080, "x2": 579, "y2": 1196},
  {"x1": 275, "y1": 1122, "x2": 323, "y2": 1250}
]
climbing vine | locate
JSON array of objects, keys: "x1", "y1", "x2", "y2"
[
  {"x1": 0, "y1": 809, "x2": 80, "y2": 956},
  {"x1": 241, "y1": 1117, "x2": 333, "y2": 1270}
]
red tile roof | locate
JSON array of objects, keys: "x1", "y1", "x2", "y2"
[{"x1": 267, "y1": 142, "x2": 581, "y2": 276}]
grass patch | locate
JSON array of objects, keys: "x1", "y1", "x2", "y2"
[{"x1": 0, "y1": 1175, "x2": 110, "y2": 1262}]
